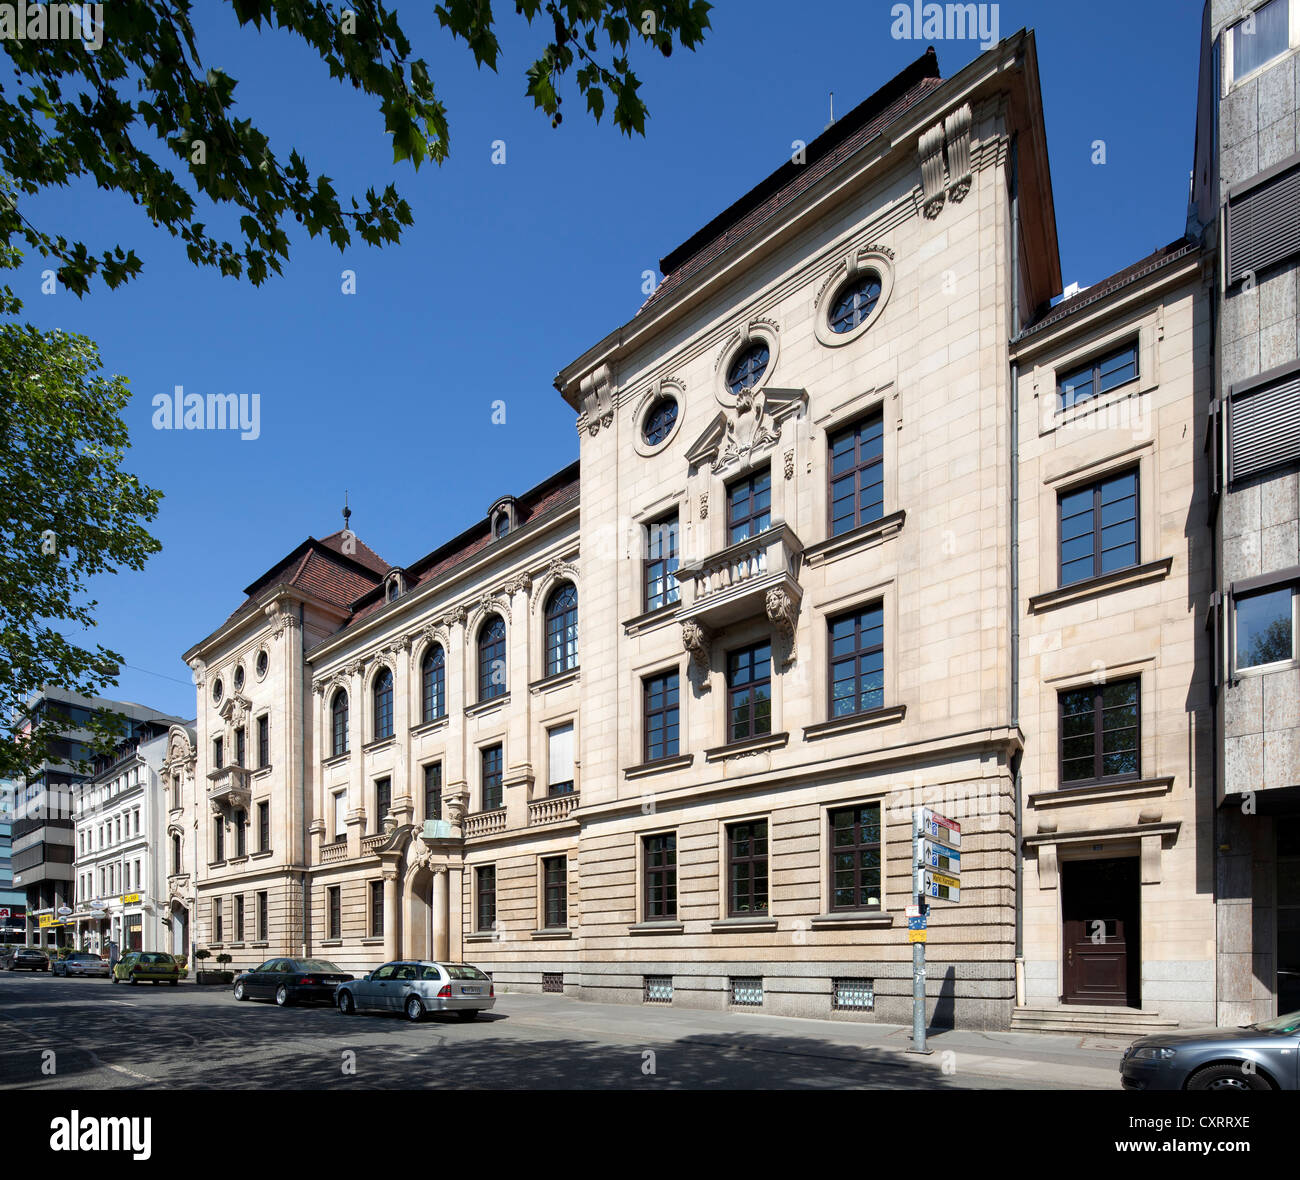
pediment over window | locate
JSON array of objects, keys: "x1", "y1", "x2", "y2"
[
  {"x1": 685, "y1": 387, "x2": 807, "y2": 476},
  {"x1": 217, "y1": 692, "x2": 252, "y2": 727}
]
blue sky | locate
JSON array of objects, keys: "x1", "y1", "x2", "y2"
[{"x1": 13, "y1": 0, "x2": 1205, "y2": 718}]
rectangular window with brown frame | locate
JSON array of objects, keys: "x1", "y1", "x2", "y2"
[
  {"x1": 476, "y1": 865, "x2": 496, "y2": 932},
  {"x1": 424, "y1": 762, "x2": 442, "y2": 822},
  {"x1": 727, "y1": 467, "x2": 772, "y2": 543},
  {"x1": 257, "y1": 800, "x2": 269, "y2": 852},
  {"x1": 481, "y1": 745, "x2": 503, "y2": 812},
  {"x1": 257, "y1": 714, "x2": 269, "y2": 768},
  {"x1": 829, "y1": 804, "x2": 882, "y2": 912},
  {"x1": 373, "y1": 777, "x2": 391, "y2": 832},
  {"x1": 213, "y1": 897, "x2": 223, "y2": 943},
  {"x1": 644, "y1": 512, "x2": 680, "y2": 612},
  {"x1": 256, "y1": 890, "x2": 268, "y2": 942},
  {"x1": 643, "y1": 669, "x2": 680, "y2": 761},
  {"x1": 727, "y1": 642, "x2": 772, "y2": 742},
  {"x1": 1058, "y1": 678, "x2": 1140, "y2": 785},
  {"x1": 213, "y1": 817, "x2": 224, "y2": 863},
  {"x1": 327, "y1": 886, "x2": 341, "y2": 940},
  {"x1": 828, "y1": 603, "x2": 884, "y2": 718},
  {"x1": 643, "y1": 832, "x2": 677, "y2": 921},
  {"x1": 1056, "y1": 341, "x2": 1138, "y2": 411},
  {"x1": 234, "y1": 726, "x2": 246, "y2": 768},
  {"x1": 212, "y1": 736, "x2": 223, "y2": 770},
  {"x1": 1058, "y1": 468, "x2": 1139, "y2": 587},
  {"x1": 369, "y1": 879, "x2": 384, "y2": 938},
  {"x1": 235, "y1": 894, "x2": 245, "y2": 942},
  {"x1": 828, "y1": 412, "x2": 884, "y2": 536},
  {"x1": 234, "y1": 809, "x2": 246, "y2": 858},
  {"x1": 543, "y1": 856, "x2": 568, "y2": 929},
  {"x1": 727, "y1": 820, "x2": 769, "y2": 916}
]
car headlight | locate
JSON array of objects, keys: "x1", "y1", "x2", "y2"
[{"x1": 1129, "y1": 1046, "x2": 1176, "y2": 1061}]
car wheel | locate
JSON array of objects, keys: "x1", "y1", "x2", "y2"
[
  {"x1": 169, "y1": 979, "x2": 178, "y2": 986},
  {"x1": 110, "y1": 973, "x2": 118, "y2": 985},
  {"x1": 455, "y1": 1009, "x2": 478, "y2": 1022},
  {"x1": 405, "y1": 995, "x2": 425, "y2": 1022},
  {"x1": 1187, "y1": 1063, "x2": 1272, "y2": 1091},
  {"x1": 129, "y1": 973, "x2": 139, "y2": 985},
  {"x1": 275, "y1": 984, "x2": 291, "y2": 1007},
  {"x1": 233, "y1": 981, "x2": 247, "y2": 1002},
  {"x1": 338, "y1": 990, "x2": 355, "y2": 1015}
]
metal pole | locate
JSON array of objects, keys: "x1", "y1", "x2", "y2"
[{"x1": 911, "y1": 809, "x2": 928, "y2": 1054}]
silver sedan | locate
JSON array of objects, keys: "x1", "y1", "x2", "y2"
[
  {"x1": 336, "y1": 960, "x2": 496, "y2": 1022},
  {"x1": 52, "y1": 952, "x2": 111, "y2": 978}
]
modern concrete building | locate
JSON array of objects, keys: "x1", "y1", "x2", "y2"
[
  {"x1": 0, "y1": 784, "x2": 26, "y2": 942},
  {"x1": 10, "y1": 689, "x2": 184, "y2": 947},
  {"x1": 171, "y1": 31, "x2": 1226, "y2": 1032},
  {"x1": 1190, "y1": 0, "x2": 1300, "y2": 1023}
]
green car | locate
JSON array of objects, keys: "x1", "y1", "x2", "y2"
[{"x1": 111, "y1": 951, "x2": 182, "y2": 985}]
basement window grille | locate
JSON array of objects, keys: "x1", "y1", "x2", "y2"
[
  {"x1": 730, "y1": 976, "x2": 764, "y2": 1006},
  {"x1": 542, "y1": 972, "x2": 564, "y2": 994},
  {"x1": 832, "y1": 978, "x2": 875, "y2": 1011},
  {"x1": 643, "y1": 975, "x2": 673, "y2": 1004}
]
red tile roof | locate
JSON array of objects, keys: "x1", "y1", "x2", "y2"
[{"x1": 639, "y1": 49, "x2": 944, "y2": 315}]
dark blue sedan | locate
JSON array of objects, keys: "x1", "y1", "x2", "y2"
[{"x1": 1121, "y1": 1010, "x2": 1300, "y2": 1090}]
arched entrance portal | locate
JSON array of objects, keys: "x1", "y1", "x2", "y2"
[{"x1": 169, "y1": 902, "x2": 189, "y2": 957}]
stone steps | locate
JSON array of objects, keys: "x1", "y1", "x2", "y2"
[{"x1": 1010, "y1": 1004, "x2": 1179, "y2": 1036}]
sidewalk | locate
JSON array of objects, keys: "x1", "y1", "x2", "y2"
[{"x1": 497, "y1": 991, "x2": 1127, "y2": 1089}]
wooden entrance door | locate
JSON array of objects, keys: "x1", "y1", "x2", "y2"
[{"x1": 1062, "y1": 857, "x2": 1139, "y2": 1007}]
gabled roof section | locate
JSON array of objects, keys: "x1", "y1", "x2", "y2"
[
  {"x1": 639, "y1": 48, "x2": 944, "y2": 315},
  {"x1": 231, "y1": 533, "x2": 390, "y2": 622},
  {"x1": 1018, "y1": 237, "x2": 1199, "y2": 340},
  {"x1": 341, "y1": 460, "x2": 580, "y2": 629}
]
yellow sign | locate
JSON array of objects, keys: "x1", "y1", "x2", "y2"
[
  {"x1": 907, "y1": 929, "x2": 928, "y2": 943},
  {"x1": 119, "y1": 893, "x2": 141, "y2": 905},
  {"x1": 927, "y1": 871, "x2": 960, "y2": 891},
  {"x1": 38, "y1": 915, "x2": 64, "y2": 928}
]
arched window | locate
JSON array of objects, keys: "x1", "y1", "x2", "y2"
[
  {"x1": 330, "y1": 689, "x2": 349, "y2": 757},
  {"x1": 373, "y1": 667, "x2": 394, "y2": 741},
  {"x1": 544, "y1": 583, "x2": 578, "y2": 676},
  {"x1": 478, "y1": 615, "x2": 507, "y2": 702},
  {"x1": 422, "y1": 644, "x2": 446, "y2": 723}
]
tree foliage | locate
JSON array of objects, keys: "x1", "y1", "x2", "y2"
[{"x1": 0, "y1": 0, "x2": 713, "y2": 294}]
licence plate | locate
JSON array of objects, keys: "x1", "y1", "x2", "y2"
[{"x1": 461, "y1": 986, "x2": 482, "y2": 994}]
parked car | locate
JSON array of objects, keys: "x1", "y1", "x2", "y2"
[
  {"x1": 336, "y1": 960, "x2": 495, "y2": 1022},
  {"x1": 231, "y1": 958, "x2": 352, "y2": 1007},
  {"x1": 1121, "y1": 1010, "x2": 1300, "y2": 1090},
  {"x1": 52, "y1": 952, "x2": 111, "y2": 978},
  {"x1": 5, "y1": 947, "x2": 50, "y2": 972},
  {"x1": 111, "y1": 951, "x2": 182, "y2": 986}
]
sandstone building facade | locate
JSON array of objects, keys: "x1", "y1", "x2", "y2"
[{"x1": 174, "y1": 30, "x2": 1227, "y2": 1031}]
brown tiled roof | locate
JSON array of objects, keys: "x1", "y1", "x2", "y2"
[
  {"x1": 342, "y1": 461, "x2": 581, "y2": 629},
  {"x1": 1018, "y1": 238, "x2": 1200, "y2": 339},
  {"x1": 639, "y1": 49, "x2": 945, "y2": 315},
  {"x1": 318, "y1": 529, "x2": 390, "y2": 575}
]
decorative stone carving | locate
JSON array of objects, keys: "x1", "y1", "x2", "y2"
[
  {"x1": 919, "y1": 122, "x2": 946, "y2": 218},
  {"x1": 346, "y1": 659, "x2": 365, "y2": 679},
  {"x1": 783, "y1": 449, "x2": 795, "y2": 480},
  {"x1": 530, "y1": 558, "x2": 577, "y2": 613},
  {"x1": 766, "y1": 588, "x2": 799, "y2": 667},
  {"x1": 945, "y1": 103, "x2": 973, "y2": 202},
  {"x1": 713, "y1": 386, "x2": 779, "y2": 473},
  {"x1": 578, "y1": 363, "x2": 615, "y2": 435},
  {"x1": 270, "y1": 608, "x2": 299, "y2": 640},
  {"x1": 686, "y1": 387, "x2": 807, "y2": 478},
  {"x1": 681, "y1": 619, "x2": 711, "y2": 674},
  {"x1": 699, "y1": 492, "x2": 708, "y2": 520},
  {"x1": 446, "y1": 605, "x2": 468, "y2": 629}
]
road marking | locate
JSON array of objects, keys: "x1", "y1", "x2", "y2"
[{"x1": 105, "y1": 1000, "x2": 136, "y2": 1007}]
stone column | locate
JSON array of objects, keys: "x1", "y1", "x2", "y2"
[
  {"x1": 383, "y1": 867, "x2": 399, "y2": 963},
  {"x1": 432, "y1": 867, "x2": 449, "y2": 961}
]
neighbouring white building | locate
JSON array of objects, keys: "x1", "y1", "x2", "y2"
[{"x1": 71, "y1": 727, "x2": 179, "y2": 954}]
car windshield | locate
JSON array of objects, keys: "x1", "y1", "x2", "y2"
[
  {"x1": 1250, "y1": 1010, "x2": 1300, "y2": 1034},
  {"x1": 298, "y1": 960, "x2": 343, "y2": 973},
  {"x1": 69, "y1": 954, "x2": 98, "y2": 961},
  {"x1": 444, "y1": 964, "x2": 490, "y2": 981}
]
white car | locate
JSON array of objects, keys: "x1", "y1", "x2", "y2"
[{"x1": 336, "y1": 960, "x2": 495, "y2": 1022}]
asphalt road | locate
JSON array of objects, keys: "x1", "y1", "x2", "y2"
[{"x1": 0, "y1": 970, "x2": 1117, "y2": 1090}]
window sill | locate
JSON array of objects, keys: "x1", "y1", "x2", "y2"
[
  {"x1": 1028, "y1": 775, "x2": 1173, "y2": 809},
  {"x1": 228, "y1": 942, "x2": 245, "y2": 950},
  {"x1": 703, "y1": 732, "x2": 789, "y2": 762},
  {"x1": 228, "y1": 855, "x2": 249, "y2": 867},
  {"x1": 622, "y1": 604, "x2": 681, "y2": 636},
  {"x1": 530, "y1": 928, "x2": 574, "y2": 940},
  {"x1": 1028, "y1": 557, "x2": 1172, "y2": 613},
  {"x1": 250, "y1": 849, "x2": 273, "y2": 860},
  {"x1": 323, "y1": 751, "x2": 350, "y2": 768},
  {"x1": 362, "y1": 736, "x2": 396, "y2": 753},
  {"x1": 628, "y1": 921, "x2": 684, "y2": 935},
  {"x1": 810, "y1": 912, "x2": 892, "y2": 930},
  {"x1": 465, "y1": 932, "x2": 499, "y2": 943},
  {"x1": 320, "y1": 939, "x2": 342, "y2": 948},
  {"x1": 411, "y1": 716, "x2": 449, "y2": 738},
  {"x1": 250, "y1": 942, "x2": 269, "y2": 949},
  {"x1": 804, "y1": 704, "x2": 906, "y2": 741},
  {"x1": 529, "y1": 668, "x2": 580, "y2": 695},
  {"x1": 208, "y1": 860, "x2": 226, "y2": 869},
  {"x1": 623, "y1": 753, "x2": 694, "y2": 780},
  {"x1": 360, "y1": 938, "x2": 383, "y2": 946},
  {"x1": 710, "y1": 916, "x2": 778, "y2": 932},
  {"x1": 465, "y1": 694, "x2": 510, "y2": 718},
  {"x1": 253, "y1": 765, "x2": 272, "y2": 779},
  {"x1": 804, "y1": 510, "x2": 906, "y2": 567}
]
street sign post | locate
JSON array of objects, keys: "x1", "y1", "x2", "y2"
[{"x1": 910, "y1": 808, "x2": 962, "y2": 1055}]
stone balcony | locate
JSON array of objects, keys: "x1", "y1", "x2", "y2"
[
  {"x1": 320, "y1": 840, "x2": 348, "y2": 863},
  {"x1": 529, "y1": 793, "x2": 580, "y2": 827},
  {"x1": 206, "y1": 766, "x2": 252, "y2": 817},
  {"x1": 675, "y1": 523, "x2": 803, "y2": 654},
  {"x1": 464, "y1": 808, "x2": 507, "y2": 838}
]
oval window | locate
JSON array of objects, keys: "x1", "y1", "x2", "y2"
[
  {"x1": 642, "y1": 396, "x2": 678, "y2": 446},
  {"x1": 211, "y1": 678, "x2": 223, "y2": 704},
  {"x1": 829, "y1": 272, "x2": 882, "y2": 334},
  {"x1": 725, "y1": 341, "x2": 770, "y2": 395},
  {"x1": 256, "y1": 650, "x2": 268, "y2": 678},
  {"x1": 233, "y1": 664, "x2": 245, "y2": 691}
]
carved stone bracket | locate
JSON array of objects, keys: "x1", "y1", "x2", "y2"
[
  {"x1": 766, "y1": 587, "x2": 799, "y2": 667},
  {"x1": 682, "y1": 619, "x2": 711, "y2": 676},
  {"x1": 919, "y1": 122, "x2": 946, "y2": 218},
  {"x1": 945, "y1": 103, "x2": 973, "y2": 202},
  {"x1": 579, "y1": 363, "x2": 616, "y2": 436}
]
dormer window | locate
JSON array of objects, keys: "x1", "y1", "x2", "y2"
[
  {"x1": 489, "y1": 495, "x2": 518, "y2": 539},
  {"x1": 494, "y1": 513, "x2": 509, "y2": 539},
  {"x1": 386, "y1": 573, "x2": 404, "y2": 602}
]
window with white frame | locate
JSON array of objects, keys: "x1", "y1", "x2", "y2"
[{"x1": 547, "y1": 723, "x2": 575, "y2": 796}]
